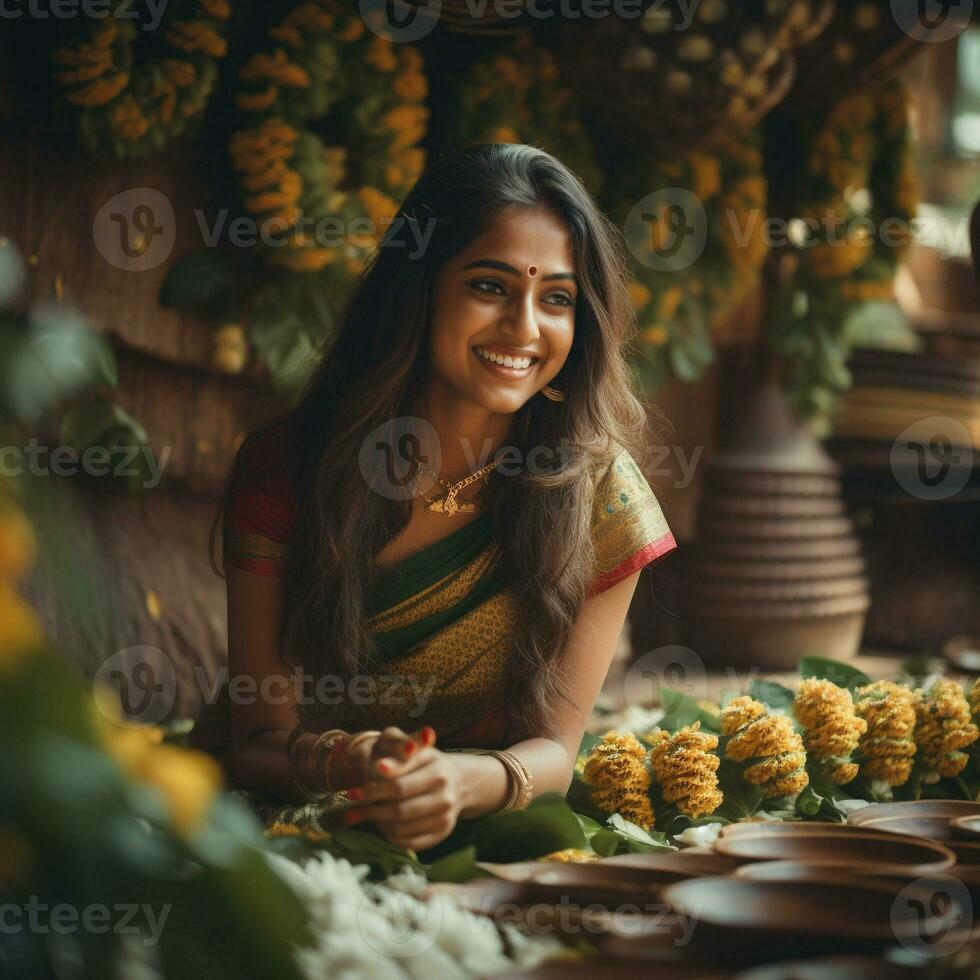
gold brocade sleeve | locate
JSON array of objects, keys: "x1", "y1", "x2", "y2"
[{"x1": 588, "y1": 447, "x2": 677, "y2": 595}]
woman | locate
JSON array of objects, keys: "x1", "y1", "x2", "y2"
[{"x1": 207, "y1": 142, "x2": 677, "y2": 854}]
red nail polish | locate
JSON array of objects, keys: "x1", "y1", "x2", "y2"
[
  {"x1": 404, "y1": 741, "x2": 416, "y2": 756},
  {"x1": 421, "y1": 726, "x2": 435, "y2": 746},
  {"x1": 344, "y1": 809, "x2": 365, "y2": 825},
  {"x1": 346, "y1": 787, "x2": 364, "y2": 801},
  {"x1": 377, "y1": 758, "x2": 393, "y2": 773}
]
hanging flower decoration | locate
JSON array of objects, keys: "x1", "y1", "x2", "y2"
[
  {"x1": 773, "y1": 76, "x2": 920, "y2": 420},
  {"x1": 615, "y1": 129, "x2": 769, "y2": 393},
  {"x1": 446, "y1": 30, "x2": 602, "y2": 196},
  {"x1": 648, "y1": 722, "x2": 724, "y2": 818},
  {"x1": 229, "y1": 0, "x2": 429, "y2": 285},
  {"x1": 854, "y1": 680, "x2": 918, "y2": 787},
  {"x1": 913, "y1": 680, "x2": 980, "y2": 781},
  {"x1": 50, "y1": 0, "x2": 232, "y2": 159},
  {"x1": 721, "y1": 696, "x2": 809, "y2": 800},
  {"x1": 793, "y1": 678, "x2": 867, "y2": 785},
  {"x1": 581, "y1": 731, "x2": 656, "y2": 831}
]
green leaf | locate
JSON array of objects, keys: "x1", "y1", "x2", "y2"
[
  {"x1": 749, "y1": 679, "x2": 796, "y2": 711},
  {"x1": 159, "y1": 250, "x2": 232, "y2": 314},
  {"x1": 418, "y1": 792, "x2": 586, "y2": 864},
  {"x1": 658, "y1": 685, "x2": 721, "y2": 732},
  {"x1": 607, "y1": 813, "x2": 675, "y2": 853},
  {"x1": 590, "y1": 829, "x2": 624, "y2": 857},
  {"x1": 426, "y1": 846, "x2": 487, "y2": 883},
  {"x1": 798, "y1": 657, "x2": 871, "y2": 694},
  {"x1": 795, "y1": 785, "x2": 823, "y2": 817}
]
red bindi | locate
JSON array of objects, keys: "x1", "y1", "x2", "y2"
[{"x1": 527, "y1": 265, "x2": 537, "y2": 276}]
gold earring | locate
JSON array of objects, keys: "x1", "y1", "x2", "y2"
[{"x1": 540, "y1": 384, "x2": 565, "y2": 402}]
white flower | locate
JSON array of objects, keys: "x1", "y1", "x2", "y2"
[
  {"x1": 674, "y1": 823, "x2": 724, "y2": 846},
  {"x1": 264, "y1": 850, "x2": 563, "y2": 979}
]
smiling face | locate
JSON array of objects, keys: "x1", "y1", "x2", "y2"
[{"x1": 425, "y1": 206, "x2": 578, "y2": 417}]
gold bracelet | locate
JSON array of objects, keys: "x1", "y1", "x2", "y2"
[
  {"x1": 448, "y1": 748, "x2": 533, "y2": 812},
  {"x1": 288, "y1": 728, "x2": 349, "y2": 799}
]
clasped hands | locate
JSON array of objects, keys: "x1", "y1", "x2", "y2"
[{"x1": 337, "y1": 725, "x2": 466, "y2": 853}]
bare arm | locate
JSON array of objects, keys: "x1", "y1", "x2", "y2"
[
  {"x1": 226, "y1": 562, "x2": 334, "y2": 802},
  {"x1": 452, "y1": 569, "x2": 642, "y2": 818}
]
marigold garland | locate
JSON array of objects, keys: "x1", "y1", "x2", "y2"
[
  {"x1": 50, "y1": 0, "x2": 231, "y2": 158},
  {"x1": 854, "y1": 680, "x2": 918, "y2": 787},
  {"x1": 581, "y1": 732, "x2": 656, "y2": 832},
  {"x1": 913, "y1": 680, "x2": 980, "y2": 780},
  {"x1": 793, "y1": 678, "x2": 867, "y2": 785},
  {"x1": 648, "y1": 722, "x2": 723, "y2": 818},
  {"x1": 230, "y1": 0, "x2": 428, "y2": 278},
  {"x1": 721, "y1": 696, "x2": 809, "y2": 800},
  {"x1": 447, "y1": 31, "x2": 602, "y2": 196}
]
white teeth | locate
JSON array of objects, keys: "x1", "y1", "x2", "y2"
[{"x1": 476, "y1": 347, "x2": 534, "y2": 370}]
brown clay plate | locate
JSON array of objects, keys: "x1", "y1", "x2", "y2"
[
  {"x1": 663, "y1": 876, "x2": 952, "y2": 946},
  {"x1": 713, "y1": 830, "x2": 954, "y2": 876},
  {"x1": 950, "y1": 815, "x2": 980, "y2": 841},
  {"x1": 946, "y1": 839, "x2": 980, "y2": 864},
  {"x1": 857, "y1": 814, "x2": 956, "y2": 840},
  {"x1": 720, "y1": 822, "x2": 915, "y2": 843},
  {"x1": 733, "y1": 860, "x2": 917, "y2": 887},
  {"x1": 731, "y1": 954, "x2": 929, "y2": 979},
  {"x1": 598, "y1": 849, "x2": 738, "y2": 879},
  {"x1": 524, "y1": 863, "x2": 663, "y2": 909},
  {"x1": 847, "y1": 800, "x2": 980, "y2": 826}
]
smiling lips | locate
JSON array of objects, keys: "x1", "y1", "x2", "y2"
[{"x1": 473, "y1": 345, "x2": 539, "y2": 373}]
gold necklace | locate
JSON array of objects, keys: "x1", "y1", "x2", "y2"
[{"x1": 410, "y1": 454, "x2": 501, "y2": 517}]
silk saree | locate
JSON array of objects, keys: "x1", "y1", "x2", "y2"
[{"x1": 192, "y1": 447, "x2": 677, "y2": 830}]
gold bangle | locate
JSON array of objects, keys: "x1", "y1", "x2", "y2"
[
  {"x1": 450, "y1": 748, "x2": 533, "y2": 812},
  {"x1": 288, "y1": 727, "x2": 349, "y2": 799}
]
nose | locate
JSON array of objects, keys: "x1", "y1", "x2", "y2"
[{"x1": 499, "y1": 289, "x2": 541, "y2": 346}]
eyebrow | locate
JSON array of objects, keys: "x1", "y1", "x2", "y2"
[{"x1": 461, "y1": 258, "x2": 578, "y2": 285}]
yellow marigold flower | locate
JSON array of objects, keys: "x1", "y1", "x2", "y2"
[
  {"x1": 914, "y1": 680, "x2": 979, "y2": 779},
  {"x1": 659, "y1": 285, "x2": 684, "y2": 321},
  {"x1": 402, "y1": 46, "x2": 423, "y2": 72},
  {"x1": 582, "y1": 732, "x2": 656, "y2": 831},
  {"x1": 394, "y1": 70, "x2": 428, "y2": 103},
  {"x1": 489, "y1": 126, "x2": 520, "y2": 144},
  {"x1": 53, "y1": 51, "x2": 113, "y2": 85},
  {"x1": 969, "y1": 679, "x2": 980, "y2": 720},
  {"x1": 66, "y1": 70, "x2": 129, "y2": 108},
  {"x1": 265, "y1": 822, "x2": 331, "y2": 843},
  {"x1": 381, "y1": 105, "x2": 428, "y2": 149},
  {"x1": 722, "y1": 697, "x2": 809, "y2": 799},
  {"x1": 793, "y1": 678, "x2": 867, "y2": 785},
  {"x1": 854, "y1": 681, "x2": 917, "y2": 786},
  {"x1": 165, "y1": 21, "x2": 227, "y2": 58},
  {"x1": 99, "y1": 718, "x2": 222, "y2": 839},
  {"x1": 358, "y1": 186, "x2": 399, "y2": 237},
  {"x1": 110, "y1": 96, "x2": 149, "y2": 142},
  {"x1": 0, "y1": 583, "x2": 43, "y2": 669},
  {"x1": 641, "y1": 325, "x2": 669, "y2": 346},
  {"x1": 538, "y1": 848, "x2": 598, "y2": 862},
  {"x1": 338, "y1": 15, "x2": 365, "y2": 42},
  {"x1": 366, "y1": 36, "x2": 397, "y2": 73},
  {"x1": 161, "y1": 58, "x2": 195, "y2": 88},
  {"x1": 239, "y1": 50, "x2": 310, "y2": 89},
  {"x1": 0, "y1": 499, "x2": 36, "y2": 579},
  {"x1": 648, "y1": 722, "x2": 723, "y2": 818},
  {"x1": 689, "y1": 151, "x2": 721, "y2": 201},
  {"x1": 199, "y1": 0, "x2": 231, "y2": 19},
  {"x1": 628, "y1": 280, "x2": 652, "y2": 312},
  {"x1": 492, "y1": 56, "x2": 524, "y2": 88}
]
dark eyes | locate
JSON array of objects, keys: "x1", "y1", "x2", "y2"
[{"x1": 471, "y1": 279, "x2": 576, "y2": 308}]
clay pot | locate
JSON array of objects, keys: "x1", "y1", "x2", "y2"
[{"x1": 685, "y1": 378, "x2": 870, "y2": 670}]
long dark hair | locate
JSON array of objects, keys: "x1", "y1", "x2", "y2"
[{"x1": 214, "y1": 142, "x2": 658, "y2": 742}]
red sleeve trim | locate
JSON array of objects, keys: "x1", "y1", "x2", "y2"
[{"x1": 585, "y1": 531, "x2": 678, "y2": 598}]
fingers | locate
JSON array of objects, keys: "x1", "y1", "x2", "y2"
[
  {"x1": 371, "y1": 726, "x2": 420, "y2": 764},
  {"x1": 349, "y1": 761, "x2": 452, "y2": 824},
  {"x1": 384, "y1": 820, "x2": 455, "y2": 853}
]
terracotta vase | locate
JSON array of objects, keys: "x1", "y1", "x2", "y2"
[{"x1": 684, "y1": 376, "x2": 870, "y2": 670}]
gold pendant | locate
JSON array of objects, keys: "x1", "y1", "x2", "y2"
[{"x1": 423, "y1": 493, "x2": 478, "y2": 516}]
